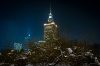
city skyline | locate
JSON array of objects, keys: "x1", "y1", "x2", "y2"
[{"x1": 0, "y1": 0, "x2": 100, "y2": 49}]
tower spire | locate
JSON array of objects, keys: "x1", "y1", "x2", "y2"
[
  {"x1": 49, "y1": 4, "x2": 53, "y2": 18},
  {"x1": 50, "y1": 4, "x2": 51, "y2": 14}
]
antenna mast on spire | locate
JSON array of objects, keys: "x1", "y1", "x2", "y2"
[{"x1": 50, "y1": 4, "x2": 51, "y2": 13}]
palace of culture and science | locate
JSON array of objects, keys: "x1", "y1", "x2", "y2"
[
  {"x1": 38, "y1": 6, "x2": 58, "y2": 43},
  {"x1": 44, "y1": 7, "x2": 58, "y2": 41}
]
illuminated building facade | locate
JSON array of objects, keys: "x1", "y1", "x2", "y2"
[{"x1": 44, "y1": 7, "x2": 58, "y2": 40}]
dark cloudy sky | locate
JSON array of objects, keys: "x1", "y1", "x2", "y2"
[{"x1": 0, "y1": 0, "x2": 100, "y2": 49}]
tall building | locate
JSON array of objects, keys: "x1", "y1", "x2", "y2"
[
  {"x1": 25, "y1": 34, "x2": 31, "y2": 41},
  {"x1": 44, "y1": 6, "x2": 58, "y2": 40},
  {"x1": 14, "y1": 43, "x2": 22, "y2": 51}
]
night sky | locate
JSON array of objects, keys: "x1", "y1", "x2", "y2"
[{"x1": 0, "y1": 0, "x2": 100, "y2": 49}]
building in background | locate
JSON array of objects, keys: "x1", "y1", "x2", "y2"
[
  {"x1": 25, "y1": 34, "x2": 31, "y2": 41},
  {"x1": 44, "y1": 6, "x2": 58, "y2": 41},
  {"x1": 14, "y1": 43, "x2": 22, "y2": 51}
]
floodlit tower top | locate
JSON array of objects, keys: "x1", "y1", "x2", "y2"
[
  {"x1": 49, "y1": 5, "x2": 53, "y2": 18},
  {"x1": 48, "y1": 5, "x2": 54, "y2": 23}
]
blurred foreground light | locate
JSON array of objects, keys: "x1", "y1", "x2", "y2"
[
  {"x1": 67, "y1": 48, "x2": 73, "y2": 54},
  {"x1": 0, "y1": 53, "x2": 1, "y2": 55},
  {"x1": 38, "y1": 40, "x2": 46, "y2": 43},
  {"x1": 11, "y1": 50, "x2": 14, "y2": 52},
  {"x1": 54, "y1": 47, "x2": 57, "y2": 49},
  {"x1": 64, "y1": 55, "x2": 68, "y2": 57},
  {"x1": 8, "y1": 53, "x2": 12, "y2": 55}
]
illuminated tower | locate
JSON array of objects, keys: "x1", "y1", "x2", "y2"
[
  {"x1": 44, "y1": 6, "x2": 58, "y2": 40},
  {"x1": 25, "y1": 34, "x2": 31, "y2": 41}
]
